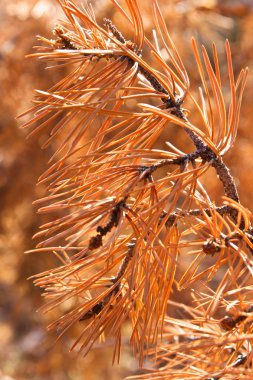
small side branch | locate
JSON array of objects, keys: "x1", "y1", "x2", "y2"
[
  {"x1": 104, "y1": 18, "x2": 168, "y2": 95},
  {"x1": 112, "y1": 238, "x2": 136, "y2": 284},
  {"x1": 88, "y1": 199, "x2": 126, "y2": 250},
  {"x1": 161, "y1": 206, "x2": 252, "y2": 254},
  {"x1": 211, "y1": 158, "x2": 240, "y2": 222},
  {"x1": 137, "y1": 151, "x2": 200, "y2": 182},
  {"x1": 80, "y1": 239, "x2": 136, "y2": 320},
  {"x1": 104, "y1": 18, "x2": 126, "y2": 44},
  {"x1": 142, "y1": 151, "x2": 200, "y2": 176},
  {"x1": 160, "y1": 205, "x2": 231, "y2": 227}
]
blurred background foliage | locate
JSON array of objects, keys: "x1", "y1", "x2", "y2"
[{"x1": 0, "y1": 0, "x2": 253, "y2": 379}]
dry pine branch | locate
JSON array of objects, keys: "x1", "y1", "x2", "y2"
[{"x1": 21, "y1": 0, "x2": 253, "y2": 378}]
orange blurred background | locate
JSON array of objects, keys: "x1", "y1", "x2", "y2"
[{"x1": 0, "y1": 0, "x2": 253, "y2": 379}]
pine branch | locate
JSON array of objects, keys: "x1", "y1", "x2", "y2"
[
  {"x1": 53, "y1": 15, "x2": 243, "y2": 226},
  {"x1": 22, "y1": 0, "x2": 253, "y2": 377}
]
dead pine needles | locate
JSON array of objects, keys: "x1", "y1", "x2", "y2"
[{"x1": 20, "y1": 0, "x2": 253, "y2": 378}]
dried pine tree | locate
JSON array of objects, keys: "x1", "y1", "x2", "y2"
[{"x1": 20, "y1": 0, "x2": 253, "y2": 378}]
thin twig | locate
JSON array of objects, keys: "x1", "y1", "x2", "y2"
[{"x1": 80, "y1": 239, "x2": 136, "y2": 320}]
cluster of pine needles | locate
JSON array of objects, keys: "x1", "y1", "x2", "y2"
[{"x1": 20, "y1": 0, "x2": 253, "y2": 379}]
